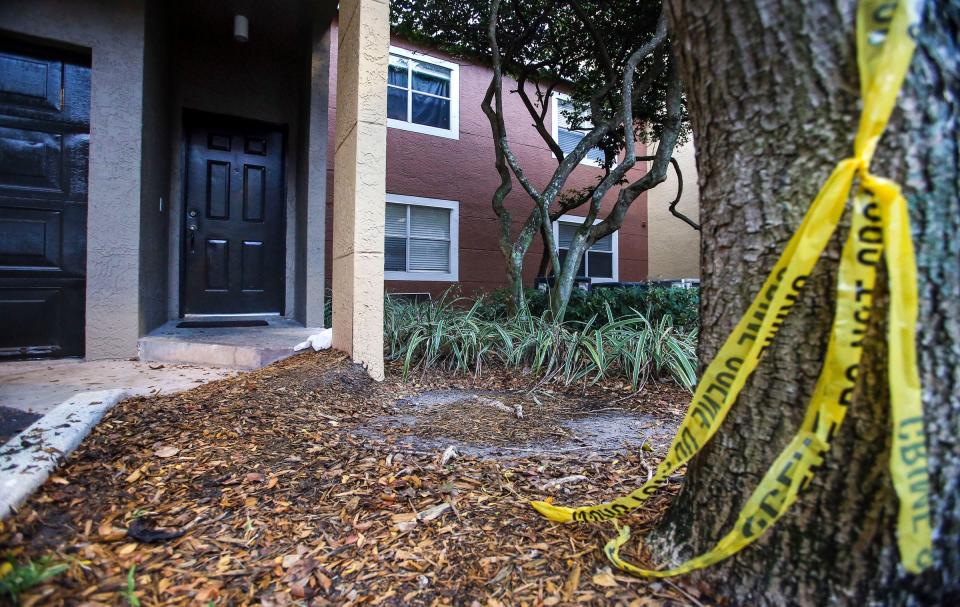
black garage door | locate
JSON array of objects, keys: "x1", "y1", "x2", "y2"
[{"x1": 0, "y1": 39, "x2": 90, "y2": 359}]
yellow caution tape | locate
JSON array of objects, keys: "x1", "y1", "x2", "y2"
[{"x1": 532, "y1": 0, "x2": 932, "y2": 576}]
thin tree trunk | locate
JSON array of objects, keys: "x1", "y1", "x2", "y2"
[
  {"x1": 504, "y1": 243, "x2": 528, "y2": 313},
  {"x1": 649, "y1": 1, "x2": 959, "y2": 604},
  {"x1": 550, "y1": 235, "x2": 589, "y2": 320}
]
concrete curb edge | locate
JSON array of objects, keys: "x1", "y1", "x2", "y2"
[{"x1": 0, "y1": 389, "x2": 130, "y2": 520}]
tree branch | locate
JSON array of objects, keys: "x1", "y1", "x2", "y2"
[
  {"x1": 487, "y1": 0, "x2": 560, "y2": 285},
  {"x1": 661, "y1": 155, "x2": 699, "y2": 231},
  {"x1": 592, "y1": 55, "x2": 683, "y2": 241},
  {"x1": 566, "y1": 10, "x2": 670, "y2": 248},
  {"x1": 546, "y1": 10, "x2": 670, "y2": 306},
  {"x1": 480, "y1": 0, "x2": 515, "y2": 261},
  {"x1": 567, "y1": 0, "x2": 615, "y2": 120},
  {"x1": 516, "y1": 66, "x2": 565, "y2": 159}
]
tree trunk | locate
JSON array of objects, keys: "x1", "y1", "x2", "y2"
[
  {"x1": 550, "y1": 232, "x2": 591, "y2": 321},
  {"x1": 503, "y1": 246, "x2": 527, "y2": 314},
  {"x1": 499, "y1": 210, "x2": 543, "y2": 314},
  {"x1": 649, "y1": 1, "x2": 958, "y2": 604}
]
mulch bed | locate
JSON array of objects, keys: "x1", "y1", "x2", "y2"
[{"x1": 0, "y1": 351, "x2": 707, "y2": 606}]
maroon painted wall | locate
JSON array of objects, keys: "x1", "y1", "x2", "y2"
[{"x1": 325, "y1": 22, "x2": 649, "y2": 298}]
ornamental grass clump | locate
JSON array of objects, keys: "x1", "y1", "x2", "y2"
[{"x1": 384, "y1": 293, "x2": 697, "y2": 391}]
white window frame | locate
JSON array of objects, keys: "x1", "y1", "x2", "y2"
[
  {"x1": 387, "y1": 46, "x2": 460, "y2": 140},
  {"x1": 551, "y1": 92, "x2": 607, "y2": 168},
  {"x1": 385, "y1": 193, "x2": 459, "y2": 282},
  {"x1": 552, "y1": 214, "x2": 619, "y2": 283}
]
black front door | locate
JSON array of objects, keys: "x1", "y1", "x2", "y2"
[
  {"x1": 182, "y1": 113, "x2": 285, "y2": 315},
  {"x1": 0, "y1": 39, "x2": 90, "y2": 359}
]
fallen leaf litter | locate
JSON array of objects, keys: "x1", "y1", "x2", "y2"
[{"x1": 0, "y1": 350, "x2": 707, "y2": 606}]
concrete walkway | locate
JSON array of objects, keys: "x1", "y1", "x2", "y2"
[{"x1": 0, "y1": 359, "x2": 236, "y2": 441}]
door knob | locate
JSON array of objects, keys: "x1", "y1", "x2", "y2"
[{"x1": 187, "y1": 223, "x2": 198, "y2": 253}]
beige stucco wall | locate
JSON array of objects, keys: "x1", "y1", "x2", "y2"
[
  {"x1": 0, "y1": 0, "x2": 147, "y2": 358},
  {"x1": 646, "y1": 139, "x2": 701, "y2": 280}
]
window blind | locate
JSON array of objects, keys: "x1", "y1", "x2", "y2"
[
  {"x1": 384, "y1": 202, "x2": 451, "y2": 274},
  {"x1": 558, "y1": 222, "x2": 578, "y2": 248},
  {"x1": 557, "y1": 220, "x2": 614, "y2": 279},
  {"x1": 410, "y1": 205, "x2": 450, "y2": 239},
  {"x1": 556, "y1": 98, "x2": 605, "y2": 164},
  {"x1": 385, "y1": 203, "x2": 408, "y2": 271},
  {"x1": 410, "y1": 239, "x2": 449, "y2": 272}
]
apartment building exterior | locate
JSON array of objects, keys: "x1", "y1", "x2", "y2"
[{"x1": 325, "y1": 20, "x2": 690, "y2": 298}]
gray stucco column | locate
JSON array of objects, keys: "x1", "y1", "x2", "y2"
[
  {"x1": 296, "y1": 9, "x2": 333, "y2": 328},
  {"x1": 331, "y1": 0, "x2": 388, "y2": 380}
]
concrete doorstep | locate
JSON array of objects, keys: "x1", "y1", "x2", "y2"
[
  {"x1": 139, "y1": 320, "x2": 323, "y2": 370},
  {"x1": 0, "y1": 389, "x2": 129, "y2": 519}
]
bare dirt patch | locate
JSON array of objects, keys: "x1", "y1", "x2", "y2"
[
  {"x1": 0, "y1": 351, "x2": 702, "y2": 606},
  {"x1": 360, "y1": 388, "x2": 677, "y2": 459}
]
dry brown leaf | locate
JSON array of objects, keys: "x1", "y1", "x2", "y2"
[
  {"x1": 153, "y1": 445, "x2": 179, "y2": 458},
  {"x1": 315, "y1": 570, "x2": 333, "y2": 592},
  {"x1": 97, "y1": 523, "x2": 126, "y2": 542},
  {"x1": 391, "y1": 512, "x2": 417, "y2": 523},
  {"x1": 486, "y1": 563, "x2": 513, "y2": 586},
  {"x1": 592, "y1": 569, "x2": 619, "y2": 588},
  {"x1": 564, "y1": 561, "x2": 581, "y2": 601},
  {"x1": 117, "y1": 542, "x2": 138, "y2": 555},
  {"x1": 394, "y1": 520, "x2": 417, "y2": 532},
  {"x1": 417, "y1": 502, "x2": 450, "y2": 522}
]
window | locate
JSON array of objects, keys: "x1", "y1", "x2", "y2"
[
  {"x1": 387, "y1": 46, "x2": 459, "y2": 139},
  {"x1": 384, "y1": 194, "x2": 459, "y2": 281},
  {"x1": 551, "y1": 93, "x2": 606, "y2": 166},
  {"x1": 553, "y1": 215, "x2": 618, "y2": 282}
]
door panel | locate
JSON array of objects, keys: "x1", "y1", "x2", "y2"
[
  {"x1": 0, "y1": 206, "x2": 63, "y2": 269},
  {"x1": 0, "y1": 40, "x2": 89, "y2": 359},
  {"x1": 0, "y1": 284, "x2": 83, "y2": 357},
  {"x1": 182, "y1": 115, "x2": 284, "y2": 315},
  {"x1": 241, "y1": 241, "x2": 264, "y2": 291}
]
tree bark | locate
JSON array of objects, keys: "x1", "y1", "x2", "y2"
[{"x1": 649, "y1": 1, "x2": 959, "y2": 604}]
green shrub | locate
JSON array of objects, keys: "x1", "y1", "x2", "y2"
[
  {"x1": 483, "y1": 285, "x2": 699, "y2": 329},
  {"x1": 384, "y1": 292, "x2": 698, "y2": 391},
  {"x1": 0, "y1": 557, "x2": 68, "y2": 604}
]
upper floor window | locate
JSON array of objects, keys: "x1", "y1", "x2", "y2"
[
  {"x1": 552, "y1": 93, "x2": 606, "y2": 166},
  {"x1": 387, "y1": 47, "x2": 459, "y2": 140},
  {"x1": 554, "y1": 215, "x2": 618, "y2": 282},
  {"x1": 385, "y1": 194, "x2": 459, "y2": 281}
]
